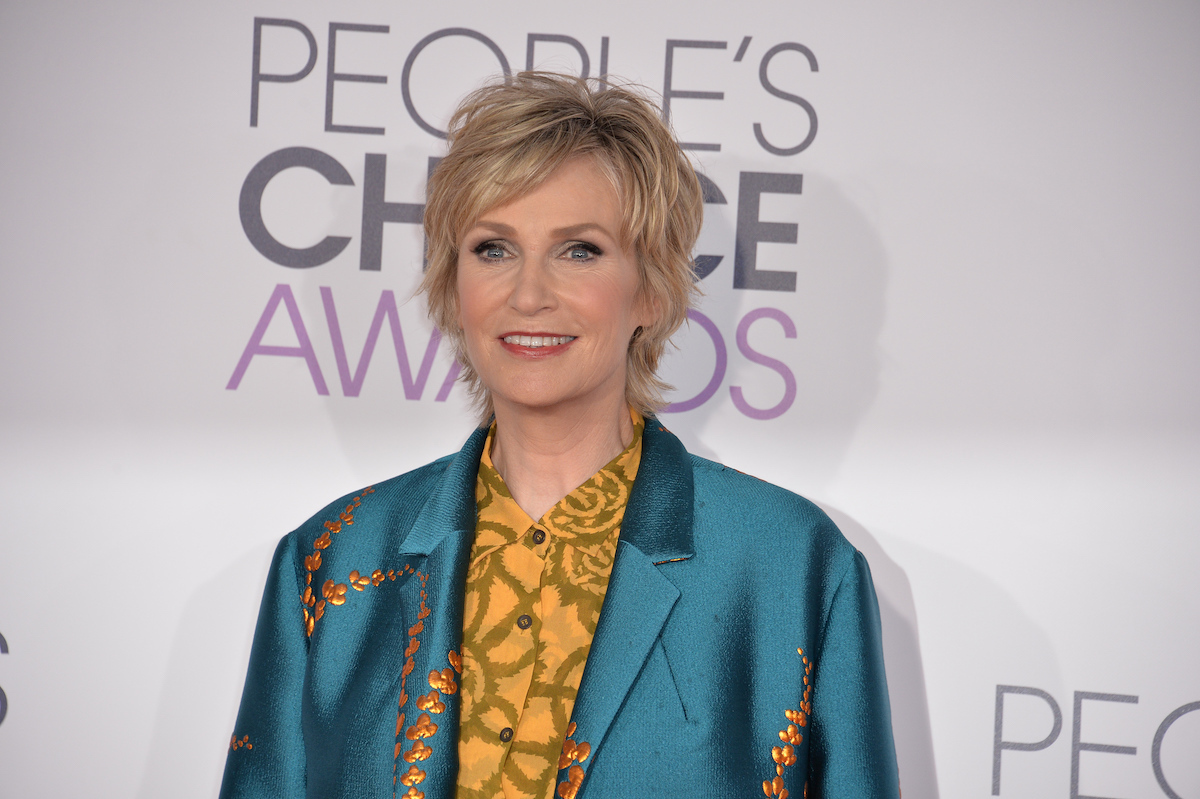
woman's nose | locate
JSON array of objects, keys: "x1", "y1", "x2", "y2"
[{"x1": 507, "y1": 258, "x2": 556, "y2": 315}]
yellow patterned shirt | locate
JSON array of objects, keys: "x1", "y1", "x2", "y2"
[{"x1": 456, "y1": 413, "x2": 644, "y2": 799}]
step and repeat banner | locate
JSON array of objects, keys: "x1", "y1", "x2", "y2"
[{"x1": 1, "y1": 2, "x2": 1198, "y2": 797}]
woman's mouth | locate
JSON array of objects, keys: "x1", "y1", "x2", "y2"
[{"x1": 501, "y1": 335, "x2": 576, "y2": 348}]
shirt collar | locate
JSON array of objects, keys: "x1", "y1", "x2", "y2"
[{"x1": 473, "y1": 411, "x2": 645, "y2": 560}]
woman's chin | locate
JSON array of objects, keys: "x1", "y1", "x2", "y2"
[{"x1": 490, "y1": 383, "x2": 624, "y2": 418}]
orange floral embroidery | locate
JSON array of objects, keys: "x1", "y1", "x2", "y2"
[
  {"x1": 399, "y1": 760, "x2": 427, "y2": 798},
  {"x1": 428, "y1": 668, "x2": 458, "y2": 695},
  {"x1": 556, "y1": 721, "x2": 591, "y2": 798},
  {"x1": 322, "y1": 579, "x2": 347, "y2": 606},
  {"x1": 403, "y1": 739, "x2": 432, "y2": 763},
  {"x1": 416, "y1": 690, "x2": 446, "y2": 714},
  {"x1": 558, "y1": 738, "x2": 591, "y2": 770},
  {"x1": 447, "y1": 650, "x2": 462, "y2": 673},
  {"x1": 406, "y1": 713, "x2": 438, "y2": 740},
  {"x1": 779, "y1": 725, "x2": 803, "y2": 746},
  {"x1": 763, "y1": 647, "x2": 814, "y2": 798},
  {"x1": 393, "y1": 572, "x2": 442, "y2": 799},
  {"x1": 557, "y1": 766, "x2": 584, "y2": 799},
  {"x1": 228, "y1": 734, "x2": 253, "y2": 751},
  {"x1": 300, "y1": 486, "x2": 375, "y2": 636},
  {"x1": 400, "y1": 765, "x2": 426, "y2": 786}
]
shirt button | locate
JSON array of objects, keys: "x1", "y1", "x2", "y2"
[
  {"x1": 517, "y1": 614, "x2": 533, "y2": 630},
  {"x1": 499, "y1": 727, "x2": 514, "y2": 742},
  {"x1": 532, "y1": 529, "x2": 546, "y2": 545}
]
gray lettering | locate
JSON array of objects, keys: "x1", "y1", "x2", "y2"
[
  {"x1": 693, "y1": 173, "x2": 727, "y2": 280},
  {"x1": 1071, "y1": 691, "x2": 1138, "y2": 799},
  {"x1": 359, "y1": 153, "x2": 428, "y2": 271},
  {"x1": 992, "y1": 685, "x2": 1062, "y2": 795},
  {"x1": 402, "y1": 28, "x2": 511, "y2": 139},
  {"x1": 1, "y1": 630, "x2": 9, "y2": 726},
  {"x1": 662, "y1": 40, "x2": 726, "y2": 152},
  {"x1": 733, "y1": 171, "x2": 802, "y2": 291},
  {"x1": 239, "y1": 147, "x2": 354, "y2": 268},
  {"x1": 754, "y1": 42, "x2": 818, "y2": 156},
  {"x1": 1151, "y1": 700, "x2": 1200, "y2": 799},
  {"x1": 250, "y1": 18, "x2": 318, "y2": 127},
  {"x1": 325, "y1": 23, "x2": 389, "y2": 135}
]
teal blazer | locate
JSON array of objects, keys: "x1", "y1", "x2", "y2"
[{"x1": 220, "y1": 421, "x2": 900, "y2": 798}]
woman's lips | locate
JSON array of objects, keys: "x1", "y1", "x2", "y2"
[
  {"x1": 498, "y1": 333, "x2": 576, "y2": 357},
  {"x1": 501, "y1": 334, "x2": 576, "y2": 347}
]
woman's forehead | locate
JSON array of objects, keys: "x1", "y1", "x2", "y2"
[{"x1": 458, "y1": 155, "x2": 632, "y2": 243}]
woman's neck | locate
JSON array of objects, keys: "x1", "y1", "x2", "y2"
[{"x1": 489, "y1": 397, "x2": 635, "y2": 521}]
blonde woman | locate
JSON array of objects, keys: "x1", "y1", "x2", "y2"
[{"x1": 221, "y1": 72, "x2": 899, "y2": 799}]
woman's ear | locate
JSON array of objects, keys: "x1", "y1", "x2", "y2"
[{"x1": 637, "y1": 290, "x2": 663, "y2": 333}]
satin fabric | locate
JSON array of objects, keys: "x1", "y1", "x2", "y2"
[{"x1": 219, "y1": 420, "x2": 900, "y2": 798}]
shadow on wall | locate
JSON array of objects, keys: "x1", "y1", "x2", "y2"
[
  {"x1": 822, "y1": 505, "x2": 940, "y2": 799},
  {"x1": 659, "y1": 169, "x2": 885, "y2": 488},
  {"x1": 135, "y1": 544, "x2": 274, "y2": 799}
]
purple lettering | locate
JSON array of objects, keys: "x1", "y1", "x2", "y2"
[
  {"x1": 661, "y1": 309, "x2": 727, "y2": 413},
  {"x1": 227, "y1": 283, "x2": 329, "y2": 394},
  {"x1": 320, "y1": 287, "x2": 441, "y2": 399},
  {"x1": 729, "y1": 307, "x2": 796, "y2": 420}
]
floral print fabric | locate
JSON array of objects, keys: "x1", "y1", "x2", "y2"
[{"x1": 456, "y1": 414, "x2": 644, "y2": 799}]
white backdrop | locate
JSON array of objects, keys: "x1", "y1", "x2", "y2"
[{"x1": 1, "y1": 2, "x2": 1198, "y2": 797}]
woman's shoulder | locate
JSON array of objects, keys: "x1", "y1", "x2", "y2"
[
  {"x1": 278, "y1": 450, "x2": 465, "y2": 557},
  {"x1": 686, "y1": 452, "x2": 854, "y2": 559}
]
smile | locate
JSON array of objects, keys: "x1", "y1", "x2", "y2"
[{"x1": 501, "y1": 335, "x2": 576, "y2": 348}]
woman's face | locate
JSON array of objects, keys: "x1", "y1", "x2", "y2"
[{"x1": 456, "y1": 157, "x2": 653, "y2": 419}]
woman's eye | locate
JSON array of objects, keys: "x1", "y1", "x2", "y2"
[
  {"x1": 566, "y1": 243, "x2": 601, "y2": 260},
  {"x1": 472, "y1": 241, "x2": 507, "y2": 260}
]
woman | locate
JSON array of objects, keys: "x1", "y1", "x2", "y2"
[{"x1": 220, "y1": 72, "x2": 899, "y2": 799}]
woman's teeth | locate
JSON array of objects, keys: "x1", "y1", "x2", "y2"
[{"x1": 503, "y1": 335, "x2": 575, "y2": 348}]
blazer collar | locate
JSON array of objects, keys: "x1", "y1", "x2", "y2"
[
  {"x1": 400, "y1": 417, "x2": 694, "y2": 563},
  {"x1": 616, "y1": 417, "x2": 695, "y2": 562},
  {"x1": 397, "y1": 425, "x2": 490, "y2": 557}
]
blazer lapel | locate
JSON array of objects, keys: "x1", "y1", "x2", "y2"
[
  {"x1": 555, "y1": 420, "x2": 695, "y2": 791},
  {"x1": 391, "y1": 426, "x2": 488, "y2": 799}
]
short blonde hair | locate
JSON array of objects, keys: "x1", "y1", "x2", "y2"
[{"x1": 421, "y1": 71, "x2": 704, "y2": 420}]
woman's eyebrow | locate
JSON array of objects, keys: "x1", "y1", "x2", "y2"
[
  {"x1": 466, "y1": 221, "x2": 615, "y2": 239},
  {"x1": 467, "y1": 221, "x2": 516, "y2": 236},
  {"x1": 550, "y1": 222, "x2": 612, "y2": 239}
]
